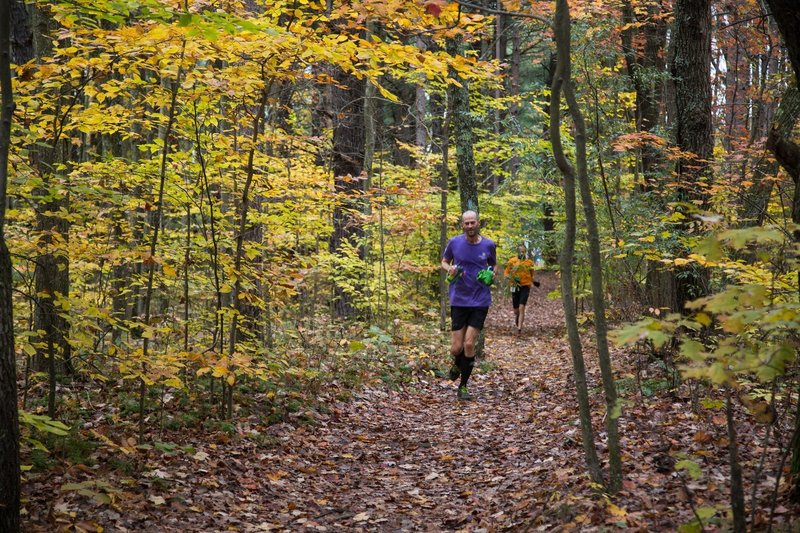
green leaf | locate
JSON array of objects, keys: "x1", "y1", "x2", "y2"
[
  {"x1": 19, "y1": 411, "x2": 70, "y2": 436},
  {"x1": 178, "y1": 13, "x2": 195, "y2": 26},
  {"x1": 348, "y1": 340, "x2": 365, "y2": 353},
  {"x1": 680, "y1": 339, "x2": 705, "y2": 362},
  {"x1": 700, "y1": 399, "x2": 724, "y2": 409},
  {"x1": 696, "y1": 506, "x2": 716, "y2": 520},
  {"x1": 675, "y1": 459, "x2": 702, "y2": 479},
  {"x1": 678, "y1": 521, "x2": 702, "y2": 533}
]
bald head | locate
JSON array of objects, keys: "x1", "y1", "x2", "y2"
[
  {"x1": 460, "y1": 210, "x2": 480, "y2": 241},
  {"x1": 461, "y1": 210, "x2": 478, "y2": 223}
]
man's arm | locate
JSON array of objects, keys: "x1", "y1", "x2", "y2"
[{"x1": 441, "y1": 257, "x2": 455, "y2": 273}]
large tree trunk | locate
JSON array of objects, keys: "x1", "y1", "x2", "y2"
[
  {"x1": 671, "y1": 0, "x2": 713, "y2": 312},
  {"x1": 447, "y1": 37, "x2": 479, "y2": 214},
  {"x1": 764, "y1": 0, "x2": 800, "y2": 83},
  {"x1": 622, "y1": 0, "x2": 672, "y2": 312},
  {"x1": 0, "y1": 0, "x2": 21, "y2": 529},
  {"x1": 29, "y1": 4, "x2": 72, "y2": 376},
  {"x1": 763, "y1": 0, "x2": 800, "y2": 499},
  {"x1": 329, "y1": 68, "x2": 366, "y2": 318}
]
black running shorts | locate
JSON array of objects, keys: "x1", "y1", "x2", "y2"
[
  {"x1": 511, "y1": 285, "x2": 531, "y2": 308},
  {"x1": 451, "y1": 306, "x2": 490, "y2": 331}
]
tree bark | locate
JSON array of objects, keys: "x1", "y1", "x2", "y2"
[
  {"x1": 726, "y1": 387, "x2": 747, "y2": 532},
  {"x1": 329, "y1": 68, "x2": 366, "y2": 318},
  {"x1": 763, "y1": 0, "x2": 800, "y2": 495},
  {"x1": 28, "y1": 3, "x2": 72, "y2": 376},
  {"x1": 763, "y1": 0, "x2": 800, "y2": 83},
  {"x1": 447, "y1": 37, "x2": 479, "y2": 214},
  {"x1": 564, "y1": 66, "x2": 623, "y2": 493},
  {"x1": 550, "y1": 0, "x2": 603, "y2": 487},
  {"x1": 0, "y1": 0, "x2": 21, "y2": 528},
  {"x1": 671, "y1": 0, "x2": 713, "y2": 311}
]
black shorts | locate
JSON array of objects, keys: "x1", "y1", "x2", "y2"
[
  {"x1": 511, "y1": 286, "x2": 531, "y2": 308},
  {"x1": 451, "y1": 306, "x2": 489, "y2": 331}
]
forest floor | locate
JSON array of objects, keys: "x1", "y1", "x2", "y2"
[{"x1": 23, "y1": 271, "x2": 800, "y2": 532}]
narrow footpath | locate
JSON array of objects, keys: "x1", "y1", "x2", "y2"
[
  {"x1": 231, "y1": 271, "x2": 597, "y2": 532},
  {"x1": 27, "y1": 272, "x2": 799, "y2": 531}
]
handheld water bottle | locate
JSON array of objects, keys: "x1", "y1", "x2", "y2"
[
  {"x1": 446, "y1": 265, "x2": 464, "y2": 283},
  {"x1": 476, "y1": 266, "x2": 494, "y2": 286}
]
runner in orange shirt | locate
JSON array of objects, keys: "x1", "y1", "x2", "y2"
[{"x1": 504, "y1": 244, "x2": 539, "y2": 333}]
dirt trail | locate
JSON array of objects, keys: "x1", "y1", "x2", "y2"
[
  {"x1": 226, "y1": 271, "x2": 588, "y2": 532},
  {"x1": 25, "y1": 271, "x2": 800, "y2": 531}
]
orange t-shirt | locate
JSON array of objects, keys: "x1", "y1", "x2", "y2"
[{"x1": 504, "y1": 257, "x2": 535, "y2": 287}]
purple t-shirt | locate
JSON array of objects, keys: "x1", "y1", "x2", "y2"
[{"x1": 443, "y1": 234, "x2": 497, "y2": 307}]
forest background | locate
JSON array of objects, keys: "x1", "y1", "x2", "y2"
[{"x1": 1, "y1": 0, "x2": 800, "y2": 530}]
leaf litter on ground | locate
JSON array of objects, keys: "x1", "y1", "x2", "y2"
[{"x1": 21, "y1": 271, "x2": 800, "y2": 531}]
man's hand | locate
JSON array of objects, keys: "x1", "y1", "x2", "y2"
[
  {"x1": 533, "y1": 280, "x2": 541, "y2": 288},
  {"x1": 476, "y1": 268, "x2": 494, "y2": 286}
]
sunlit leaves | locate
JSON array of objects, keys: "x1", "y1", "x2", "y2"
[{"x1": 615, "y1": 223, "x2": 799, "y2": 408}]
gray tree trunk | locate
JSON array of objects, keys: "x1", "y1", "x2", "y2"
[
  {"x1": 447, "y1": 37, "x2": 479, "y2": 214},
  {"x1": 564, "y1": 67, "x2": 623, "y2": 493},
  {"x1": 550, "y1": 0, "x2": 603, "y2": 486}
]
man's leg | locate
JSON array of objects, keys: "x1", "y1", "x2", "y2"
[
  {"x1": 449, "y1": 327, "x2": 467, "y2": 380},
  {"x1": 518, "y1": 304, "x2": 526, "y2": 331},
  {"x1": 458, "y1": 326, "x2": 481, "y2": 393}
]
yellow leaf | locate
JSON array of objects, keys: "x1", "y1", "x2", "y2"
[
  {"x1": 164, "y1": 377, "x2": 183, "y2": 388},
  {"x1": 695, "y1": 312, "x2": 712, "y2": 327},
  {"x1": 607, "y1": 503, "x2": 627, "y2": 517},
  {"x1": 163, "y1": 264, "x2": 177, "y2": 277},
  {"x1": 226, "y1": 374, "x2": 235, "y2": 386},
  {"x1": 266, "y1": 470, "x2": 288, "y2": 481}
]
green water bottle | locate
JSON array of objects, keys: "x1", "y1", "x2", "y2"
[
  {"x1": 446, "y1": 265, "x2": 464, "y2": 283},
  {"x1": 476, "y1": 266, "x2": 494, "y2": 286}
]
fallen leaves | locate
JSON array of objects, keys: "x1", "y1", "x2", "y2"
[{"x1": 20, "y1": 273, "x2": 800, "y2": 531}]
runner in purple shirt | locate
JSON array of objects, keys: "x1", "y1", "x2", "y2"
[{"x1": 441, "y1": 210, "x2": 497, "y2": 400}]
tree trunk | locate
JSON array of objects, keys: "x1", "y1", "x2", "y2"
[
  {"x1": 763, "y1": 0, "x2": 800, "y2": 84},
  {"x1": 763, "y1": 0, "x2": 800, "y2": 493},
  {"x1": 509, "y1": 18, "x2": 521, "y2": 180},
  {"x1": 0, "y1": 0, "x2": 20, "y2": 528},
  {"x1": 550, "y1": 0, "x2": 603, "y2": 486},
  {"x1": 726, "y1": 387, "x2": 747, "y2": 532},
  {"x1": 447, "y1": 37, "x2": 479, "y2": 214},
  {"x1": 671, "y1": 0, "x2": 714, "y2": 311},
  {"x1": 564, "y1": 66, "x2": 623, "y2": 493},
  {"x1": 28, "y1": 3, "x2": 72, "y2": 375},
  {"x1": 414, "y1": 37, "x2": 428, "y2": 155},
  {"x1": 329, "y1": 68, "x2": 366, "y2": 318}
]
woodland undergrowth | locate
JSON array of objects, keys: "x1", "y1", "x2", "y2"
[{"x1": 19, "y1": 271, "x2": 800, "y2": 532}]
